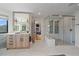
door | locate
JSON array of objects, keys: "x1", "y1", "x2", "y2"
[
  {"x1": 15, "y1": 34, "x2": 21, "y2": 48},
  {"x1": 63, "y1": 17, "x2": 75, "y2": 45}
]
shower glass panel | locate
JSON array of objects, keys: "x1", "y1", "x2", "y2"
[{"x1": 48, "y1": 15, "x2": 64, "y2": 45}]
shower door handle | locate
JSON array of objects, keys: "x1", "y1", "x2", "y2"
[{"x1": 70, "y1": 29, "x2": 72, "y2": 31}]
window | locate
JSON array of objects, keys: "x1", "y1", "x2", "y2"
[
  {"x1": 0, "y1": 18, "x2": 8, "y2": 33},
  {"x1": 22, "y1": 24, "x2": 26, "y2": 31},
  {"x1": 55, "y1": 20, "x2": 59, "y2": 33},
  {"x1": 49, "y1": 20, "x2": 53, "y2": 33}
]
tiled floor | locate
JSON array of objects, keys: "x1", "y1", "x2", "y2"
[
  {"x1": 55, "y1": 39, "x2": 71, "y2": 45},
  {"x1": 0, "y1": 40, "x2": 79, "y2": 56}
]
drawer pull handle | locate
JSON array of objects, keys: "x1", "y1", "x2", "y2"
[
  {"x1": 9, "y1": 38, "x2": 13, "y2": 39},
  {"x1": 9, "y1": 43, "x2": 13, "y2": 45},
  {"x1": 9, "y1": 40, "x2": 13, "y2": 42}
]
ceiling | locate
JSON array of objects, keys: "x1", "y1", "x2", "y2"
[{"x1": 0, "y1": 3, "x2": 79, "y2": 18}]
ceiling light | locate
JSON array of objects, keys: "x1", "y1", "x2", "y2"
[
  {"x1": 59, "y1": 15, "x2": 62, "y2": 18},
  {"x1": 38, "y1": 12, "x2": 41, "y2": 15},
  {"x1": 35, "y1": 21, "x2": 38, "y2": 24},
  {"x1": 77, "y1": 4, "x2": 79, "y2": 6},
  {"x1": 48, "y1": 25, "x2": 50, "y2": 27}
]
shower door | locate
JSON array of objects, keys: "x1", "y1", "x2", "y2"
[{"x1": 63, "y1": 17, "x2": 75, "y2": 45}]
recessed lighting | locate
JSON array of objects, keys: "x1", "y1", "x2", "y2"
[
  {"x1": 35, "y1": 21, "x2": 38, "y2": 24},
  {"x1": 48, "y1": 25, "x2": 50, "y2": 27},
  {"x1": 38, "y1": 12, "x2": 41, "y2": 15},
  {"x1": 77, "y1": 4, "x2": 79, "y2": 6},
  {"x1": 59, "y1": 15, "x2": 62, "y2": 18}
]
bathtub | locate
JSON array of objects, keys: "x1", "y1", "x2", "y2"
[{"x1": 45, "y1": 36, "x2": 55, "y2": 48}]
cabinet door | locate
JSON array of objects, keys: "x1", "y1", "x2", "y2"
[
  {"x1": 25, "y1": 35, "x2": 29, "y2": 48},
  {"x1": 22, "y1": 38, "x2": 26, "y2": 48},
  {"x1": 15, "y1": 34, "x2": 21, "y2": 48},
  {"x1": 20, "y1": 35, "x2": 25, "y2": 48},
  {"x1": 20, "y1": 34, "x2": 29, "y2": 48}
]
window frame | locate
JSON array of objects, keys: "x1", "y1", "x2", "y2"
[{"x1": 0, "y1": 18, "x2": 8, "y2": 33}]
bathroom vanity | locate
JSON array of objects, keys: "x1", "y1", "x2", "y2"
[{"x1": 6, "y1": 33, "x2": 30, "y2": 49}]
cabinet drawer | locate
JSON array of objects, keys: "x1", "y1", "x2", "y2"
[
  {"x1": 7, "y1": 38, "x2": 14, "y2": 42},
  {"x1": 9, "y1": 38, "x2": 13, "y2": 39},
  {"x1": 8, "y1": 45, "x2": 14, "y2": 48},
  {"x1": 9, "y1": 41, "x2": 13, "y2": 42},
  {"x1": 9, "y1": 43, "x2": 13, "y2": 45}
]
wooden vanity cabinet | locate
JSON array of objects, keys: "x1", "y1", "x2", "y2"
[{"x1": 7, "y1": 33, "x2": 29, "y2": 49}]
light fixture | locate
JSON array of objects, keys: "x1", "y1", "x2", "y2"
[
  {"x1": 77, "y1": 4, "x2": 79, "y2": 6},
  {"x1": 48, "y1": 25, "x2": 50, "y2": 27},
  {"x1": 35, "y1": 21, "x2": 38, "y2": 24},
  {"x1": 38, "y1": 12, "x2": 41, "y2": 15},
  {"x1": 59, "y1": 15, "x2": 62, "y2": 18}
]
